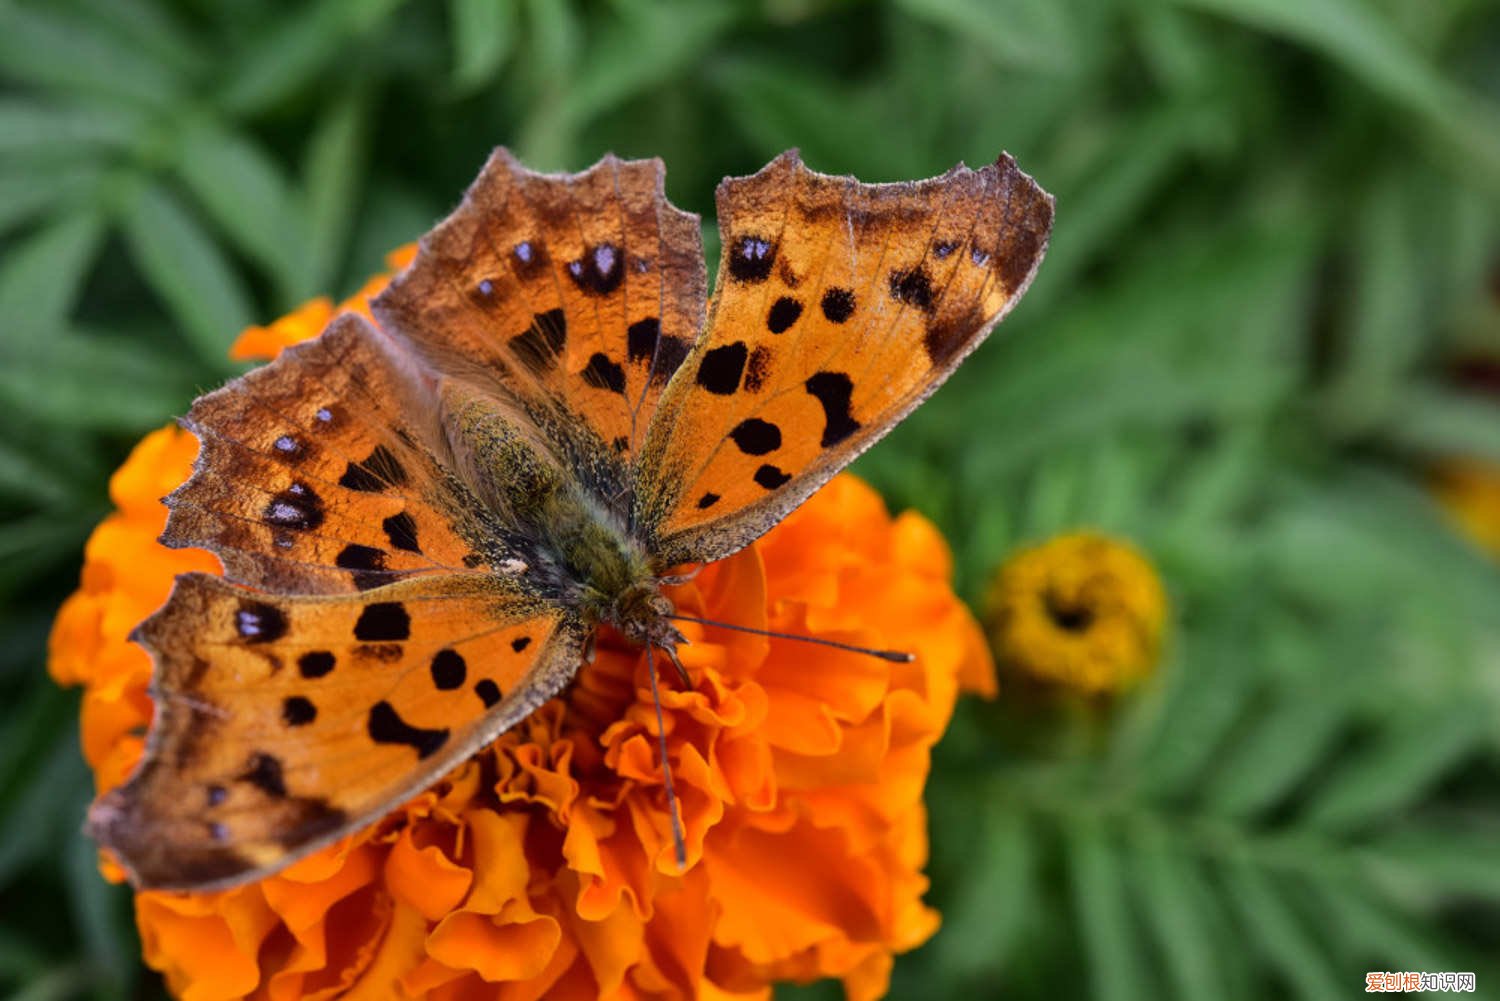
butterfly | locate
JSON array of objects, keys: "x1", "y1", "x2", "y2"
[{"x1": 86, "y1": 148, "x2": 1052, "y2": 890}]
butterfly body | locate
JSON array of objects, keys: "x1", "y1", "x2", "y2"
[
  {"x1": 436, "y1": 373, "x2": 679, "y2": 655},
  {"x1": 88, "y1": 148, "x2": 1053, "y2": 890}
]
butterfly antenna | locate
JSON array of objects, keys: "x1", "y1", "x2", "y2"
[
  {"x1": 646, "y1": 643, "x2": 689, "y2": 870},
  {"x1": 669, "y1": 614, "x2": 914, "y2": 663}
]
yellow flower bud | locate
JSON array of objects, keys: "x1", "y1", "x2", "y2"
[{"x1": 985, "y1": 532, "x2": 1168, "y2": 695}]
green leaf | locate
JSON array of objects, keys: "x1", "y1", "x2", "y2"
[
  {"x1": 302, "y1": 87, "x2": 369, "y2": 295},
  {"x1": 0, "y1": 330, "x2": 195, "y2": 430},
  {"x1": 119, "y1": 180, "x2": 254, "y2": 373},
  {"x1": 64, "y1": 0, "x2": 208, "y2": 80},
  {"x1": 1221, "y1": 861, "x2": 1344, "y2": 1001},
  {"x1": 220, "y1": 0, "x2": 408, "y2": 114},
  {"x1": 0, "y1": 211, "x2": 106, "y2": 336},
  {"x1": 1323, "y1": 170, "x2": 1425, "y2": 434},
  {"x1": 1065, "y1": 820, "x2": 1154, "y2": 1001},
  {"x1": 1362, "y1": 826, "x2": 1500, "y2": 903},
  {"x1": 0, "y1": 99, "x2": 143, "y2": 156},
  {"x1": 1382, "y1": 385, "x2": 1500, "y2": 465},
  {"x1": 63, "y1": 823, "x2": 129, "y2": 993},
  {"x1": 932, "y1": 800, "x2": 1036, "y2": 981},
  {"x1": 1175, "y1": 0, "x2": 1500, "y2": 186},
  {"x1": 175, "y1": 121, "x2": 304, "y2": 302},
  {"x1": 0, "y1": 736, "x2": 89, "y2": 888},
  {"x1": 1203, "y1": 695, "x2": 1348, "y2": 820},
  {"x1": 556, "y1": 1, "x2": 735, "y2": 129},
  {"x1": 0, "y1": 439, "x2": 80, "y2": 505},
  {"x1": 1131, "y1": 822, "x2": 1231, "y2": 1001},
  {"x1": 893, "y1": 0, "x2": 1077, "y2": 74},
  {"x1": 1304, "y1": 703, "x2": 1488, "y2": 834},
  {"x1": 0, "y1": 164, "x2": 104, "y2": 238},
  {"x1": 0, "y1": 4, "x2": 183, "y2": 107},
  {"x1": 449, "y1": 0, "x2": 516, "y2": 93}
]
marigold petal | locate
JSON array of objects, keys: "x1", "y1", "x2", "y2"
[
  {"x1": 385, "y1": 827, "x2": 474, "y2": 922},
  {"x1": 427, "y1": 910, "x2": 561, "y2": 983}
]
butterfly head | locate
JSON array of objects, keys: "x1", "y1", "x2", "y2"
[{"x1": 611, "y1": 580, "x2": 687, "y2": 653}]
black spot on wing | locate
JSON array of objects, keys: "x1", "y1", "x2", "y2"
[
  {"x1": 367, "y1": 701, "x2": 448, "y2": 759},
  {"x1": 510, "y1": 308, "x2": 567, "y2": 373},
  {"x1": 298, "y1": 650, "x2": 335, "y2": 678},
  {"x1": 263, "y1": 482, "x2": 323, "y2": 530},
  {"x1": 430, "y1": 649, "x2": 466, "y2": 690},
  {"x1": 697, "y1": 492, "x2": 720, "y2": 509},
  {"x1": 744, "y1": 345, "x2": 772, "y2": 392},
  {"x1": 753, "y1": 464, "x2": 791, "y2": 489},
  {"x1": 383, "y1": 511, "x2": 421, "y2": 553},
  {"x1": 627, "y1": 317, "x2": 661, "y2": 362},
  {"x1": 805, "y1": 372, "x2": 862, "y2": 447},
  {"x1": 821, "y1": 287, "x2": 856, "y2": 323},
  {"x1": 567, "y1": 243, "x2": 624, "y2": 296},
  {"x1": 241, "y1": 752, "x2": 286, "y2": 797},
  {"x1": 889, "y1": 267, "x2": 936, "y2": 312},
  {"x1": 582, "y1": 353, "x2": 626, "y2": 394},
  {"x1": 336, "y1": 543, "x2": 389, "y2": 591},
  {"x1": 235, "y1": 601, "x2": 287, "y2": 643},
  {"x1": 730, "y1": 418, "x2": 781, "y2": 456},
  {"x1": 282, "y1": 696, "x2": 316, "y2": 726},
  {"x1": 627, "y1": 317, "x2": 692, "y2": 386},
  {"x1": 728, "y1": 236, "x2": 776, "y2": 283},
  {"x1": 475, "y1": 679, "x2": 501, "y2": 708},
  {"x1": 696, "y1": 342, "x2": 748, "y2": 395},
  {"x1": 511, "y1": 636, "x2": 532, "y2": 653},
  {"x1": 766, "y1": 297, "x2": 803, "y2": 334},
  {"x1": 354, "y1": 602, "x2": 410, "y2": 641},
  {"x1": 339, "y1": 444, "x2": 408, "y2": 492}
]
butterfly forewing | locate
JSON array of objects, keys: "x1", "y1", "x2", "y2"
[
  {"x1": 88, "y1": 572, "x2": 583, "y2": 890},
  {"x1": 373, "y1": 151, "x2": 707, "y2": 467},
  {"x1": 164, "y1": 313, "x2": 523, "y2": 594},
  {"x1": 634, "y1": 152, "x2": 1053, "y2": 564}
]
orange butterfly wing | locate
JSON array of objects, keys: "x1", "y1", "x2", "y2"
[
  {"x1": 164, "y1": 313, "x2": 523, "y2": 593},
  {"x1": 89, "y1": 571, "x2": 581, "y2": 890},
  {"x1": 373, "y1": 151, "x2": 707, "y2": 466},
  {"x1": 634, "y1": 151, "x2": 1052, "y2": 564}
]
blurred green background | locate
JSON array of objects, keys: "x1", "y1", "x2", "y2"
[{"x1": 4, "y1": 0, "x2": 1500, "y2": 998}]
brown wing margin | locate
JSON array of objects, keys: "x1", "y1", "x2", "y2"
[{"x1": 633, "y1": 151, "x2": 1054, "y2": 565}]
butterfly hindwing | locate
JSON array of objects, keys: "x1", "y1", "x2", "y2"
[
  {"x1": 87, "y1": 571, "x2": 583, "y2": 890},
  {"x1": 634, "y1": 151, "x2": 1053, "y2": 564}
]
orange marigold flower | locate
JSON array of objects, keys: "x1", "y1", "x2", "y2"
[
  {"x1": 984, "y1": 531, "x2": 1167, "y2": 695},
  {"x1": 49, "y1": 256, "x2": 995, "y2": 1000}
]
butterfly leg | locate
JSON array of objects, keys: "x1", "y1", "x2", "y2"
[{"x1": 660, "y1": 639, "x2": 693, "y2": 689}]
